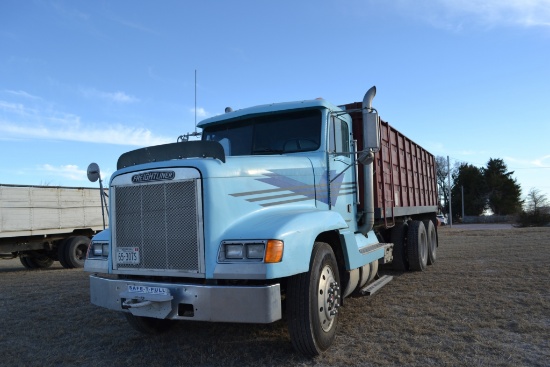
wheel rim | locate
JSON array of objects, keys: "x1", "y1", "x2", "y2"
[
  {"x1": 74, "y1": 244, "x2": 87, "y2": 261},
  {"x1": 317, "y1": 264, "x2": 339, "y2": 332}
]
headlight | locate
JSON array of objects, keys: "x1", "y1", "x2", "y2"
[
  {"x1": 246, "y1": 243, "x2": 265, "y2": 259},
  {"x1": 90, "y1": 242, "x2": 109, "y2": 258},
  {"x1": 218, "y1": 240, "x2": 282, "y2": 262},
  {"x1": 225, "y1": 244, "x2": 244, "y2": 259}
]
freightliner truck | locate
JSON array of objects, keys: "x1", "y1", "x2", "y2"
[
  {"x1": 1, "y1": 184, "x2": 107, "y2": 269},
  {"x1": 85, "y1": 86, "x2": 439, "y2": 356}
]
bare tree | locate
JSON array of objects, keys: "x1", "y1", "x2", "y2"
[
  {"x1": 525, "y1": 188, "x2": 549, "y2": 213},
  {"x1": 435, "y1": 156, "x2": 449, "y2": 210},
  {"x1": 435, "y1": 156, "x2": 461, "y2": 213}
]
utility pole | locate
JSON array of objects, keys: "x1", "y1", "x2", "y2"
[
  {"x1": 447, "y1": 156, "x2": 452, "y2": 227},
  {"x1": 461, "y1": 185, "x2": 465, "y2": 220}
]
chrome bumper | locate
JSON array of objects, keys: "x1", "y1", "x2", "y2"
[{"x1": 89, "y1": 274, "x2": 281, "y2": 323}]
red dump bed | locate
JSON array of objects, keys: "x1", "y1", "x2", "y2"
[{"x1": 343, "y1": 103, "x2": 438, "y2": 224}]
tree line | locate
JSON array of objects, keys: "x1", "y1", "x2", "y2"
[{"x1": 435, "y1": 157, "x2": 549, "y2": 225}]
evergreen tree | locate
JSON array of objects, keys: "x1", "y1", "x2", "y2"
[
  {"x1": 451, "y1": 163, "x2": 487, "y2": 217},
  {"x1": 483, "y1": 158, "x2": 522, "y2": 215}
]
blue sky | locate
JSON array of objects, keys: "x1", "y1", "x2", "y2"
[{"x1": 1, "y1": 0, "x2": 550, "y2": 202}]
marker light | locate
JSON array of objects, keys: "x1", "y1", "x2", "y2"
[{"x1": 264, "y1": 240, "x2": 284, "y2": 263}]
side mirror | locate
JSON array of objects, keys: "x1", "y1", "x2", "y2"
[{"x1": 87, "y1": 163, "x2": 100, "y2": 183}]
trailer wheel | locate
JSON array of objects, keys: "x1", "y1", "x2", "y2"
[
  {"x1": 424, "y1": 220, "x2": 437, "y2": 265},
  {"x1": 20, "y1": 254, "x2": 54, "y2": 269},
  {"x1": 57, "y1": 238, "x2": 71, "y2": 268},
  {"x1": 407, "y1": 221, "x2": 428, "y2": 271},
  {"x1": 64, "y1": 236, "x2": 90, "y2": 268},
  {"x1": 20, "y1": 257, "x2": 37, "y2": 269},
  {"x1": 390, "y1": 222, "x2": 409, "y2": 271},
  {"x1": 287, "y1": 242, "x2": 341, "y2": 357},
  {"x1": 124, "y1": 313, "x2": 174, "y2": 334}
]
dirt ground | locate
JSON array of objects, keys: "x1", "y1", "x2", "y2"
[{"x1": 0, "y1": 226, "x2": 548, "y2": 367}]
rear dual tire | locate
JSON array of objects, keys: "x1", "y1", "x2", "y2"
[
  {"x1": 424, "y1": 220, "x2": 437, "y2": 265},
  {"x1": 390, "y1": 222, "x2": 409, "y2": 271},
  {"x1": 407, "y1": 221, "x2": 428, "y2": 271}
]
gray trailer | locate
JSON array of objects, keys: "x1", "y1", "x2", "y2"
[{"x1": 0, "y1": 184, "x2": 106, "y2": 269}]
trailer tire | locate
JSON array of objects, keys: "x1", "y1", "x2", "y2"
[
  {"x1": 20, "y1": 254, "x2": 54, "y2": 269},
  {"x1": 64, "y1": 236, "x2": 90, "y2": 268},
  {"x1": 57, "y1": 239, "x2": 71, "y2": 268},
  {"x1": 124, "y1": 313, "x2": 174, "y2": 334},
  {"x1": 424, "y1": 220, "x2": 437, "y2": 265},
  {"x1": 407, "y1": 221, "x2": 428, "y2": 271},
  {"x1": 390, "y1": 222, "x2": 409, "y2": 271},
  {"x1": 20, "y1": 257, "x2": 37, "y2": 269},
  {"x1": 286, "y1": 242, "x2": 340, "y2": 357}
]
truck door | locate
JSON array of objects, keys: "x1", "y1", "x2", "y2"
[{"x1": 327, "y1": 115, "x2": 356, "y2": 230}]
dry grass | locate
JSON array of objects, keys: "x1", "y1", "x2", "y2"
[{"x1": 0, "y1": 226, "x2": 549, "y2": 366}]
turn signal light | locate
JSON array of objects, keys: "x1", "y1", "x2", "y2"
[{"x1": 264, "y1": 240, "x2": 283, "y2": 263}]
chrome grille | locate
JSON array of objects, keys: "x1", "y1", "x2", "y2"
[{"x1": 113, "y1": 179, "x2": 201, "y2": 273}]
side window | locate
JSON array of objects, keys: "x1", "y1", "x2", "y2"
[{"x1": 329, "y1": 116, "x2": 350, "y2": 157}]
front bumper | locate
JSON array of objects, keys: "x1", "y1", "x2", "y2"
[{"x1": 89, "y1": 274, "x2": 281, "y2": 323}]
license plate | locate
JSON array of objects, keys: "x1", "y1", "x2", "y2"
[
  {"x1": 127, "y1": 285, "x2": 169, "y2": 295},
  {"x1": 116, "y1": 247, "x2": 140, "y2": 264}
]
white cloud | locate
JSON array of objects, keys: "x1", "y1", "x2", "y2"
[
  {"x1": 38, "y1": 164, "x2": 112, "y2": 182},
  {"x1": 3, "y1": 90, "x2": 41, "y2": 99},
  {"x1": 0, "y1": 98, "x2": 172, "y2": 146},
  {"x1": 504, "y1": 155, "x2": 550, "y2": 167},
  {"x1": 39, "y1": 164, "x2": 87, "y2": 181},
  {"x1": 0, "y1": 120, "x2": 172, "y2": 146},
  {"x1": 191, "y1": 107, "x2": 209, "y2": 118},
  {"x1": 531, "y1": 155, "x2": 550, "y2": 167},
  {"x1": 394, "y1": 0, "x2": 550, "y2": 29},
  {"x1": 441, "y1": 0, "x2": 550, "y2": 27},
  {"x1": 80, "y1": 88, "x2": 139, "y2": 103},
  {"x1": 0, "y1": 100, "x2": 27, "y2": 115}
]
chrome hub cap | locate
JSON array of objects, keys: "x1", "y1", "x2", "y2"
[{"x1": 318, "y1": 264, "x2": 340, "y2": 332}]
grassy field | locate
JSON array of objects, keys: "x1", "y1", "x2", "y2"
[{"x1": 0, "y1": 226, "x2": 548, "y2": 366}]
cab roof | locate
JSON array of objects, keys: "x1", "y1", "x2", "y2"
[{"x1": 197, "y1": 98, "x2": 343, "y2": 129}]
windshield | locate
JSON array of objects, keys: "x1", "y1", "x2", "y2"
[{"x1": 202, "y1": 109, "x2": 321, "y2": 156}]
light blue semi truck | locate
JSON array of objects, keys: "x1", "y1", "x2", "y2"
[{"x1": 85, "y1": 87, "x2": 439, "y2": 356}]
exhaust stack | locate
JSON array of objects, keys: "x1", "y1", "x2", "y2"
[{"x1": 358, "y1": 86, "x2": 380, "y2": 235}]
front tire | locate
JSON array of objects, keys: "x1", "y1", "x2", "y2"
[{"x1": 287, "y1": 242, "x2": 341, "y2": 357}]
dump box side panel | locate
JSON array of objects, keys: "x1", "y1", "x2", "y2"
[
  {"x1": 376, "y1": 120, "x2": 438, "y2": 219},
  {"x1": 0, "y1": 185, "x2": 106, "y2": 238},
  {"x1": 343, "y1": 102, "x2": 438, "y2": 223}
]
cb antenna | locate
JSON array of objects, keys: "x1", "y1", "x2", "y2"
[{"x1": 195, "y1": 69, "x2": 197, "y2": 135}]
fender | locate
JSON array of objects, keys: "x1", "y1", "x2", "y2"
[
  {"x1": 213, "y1": 208, "x2": 348, "y2": 279},
  {"x1": 84, "y1": 228, "x2": 111, "y2": 274}
]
